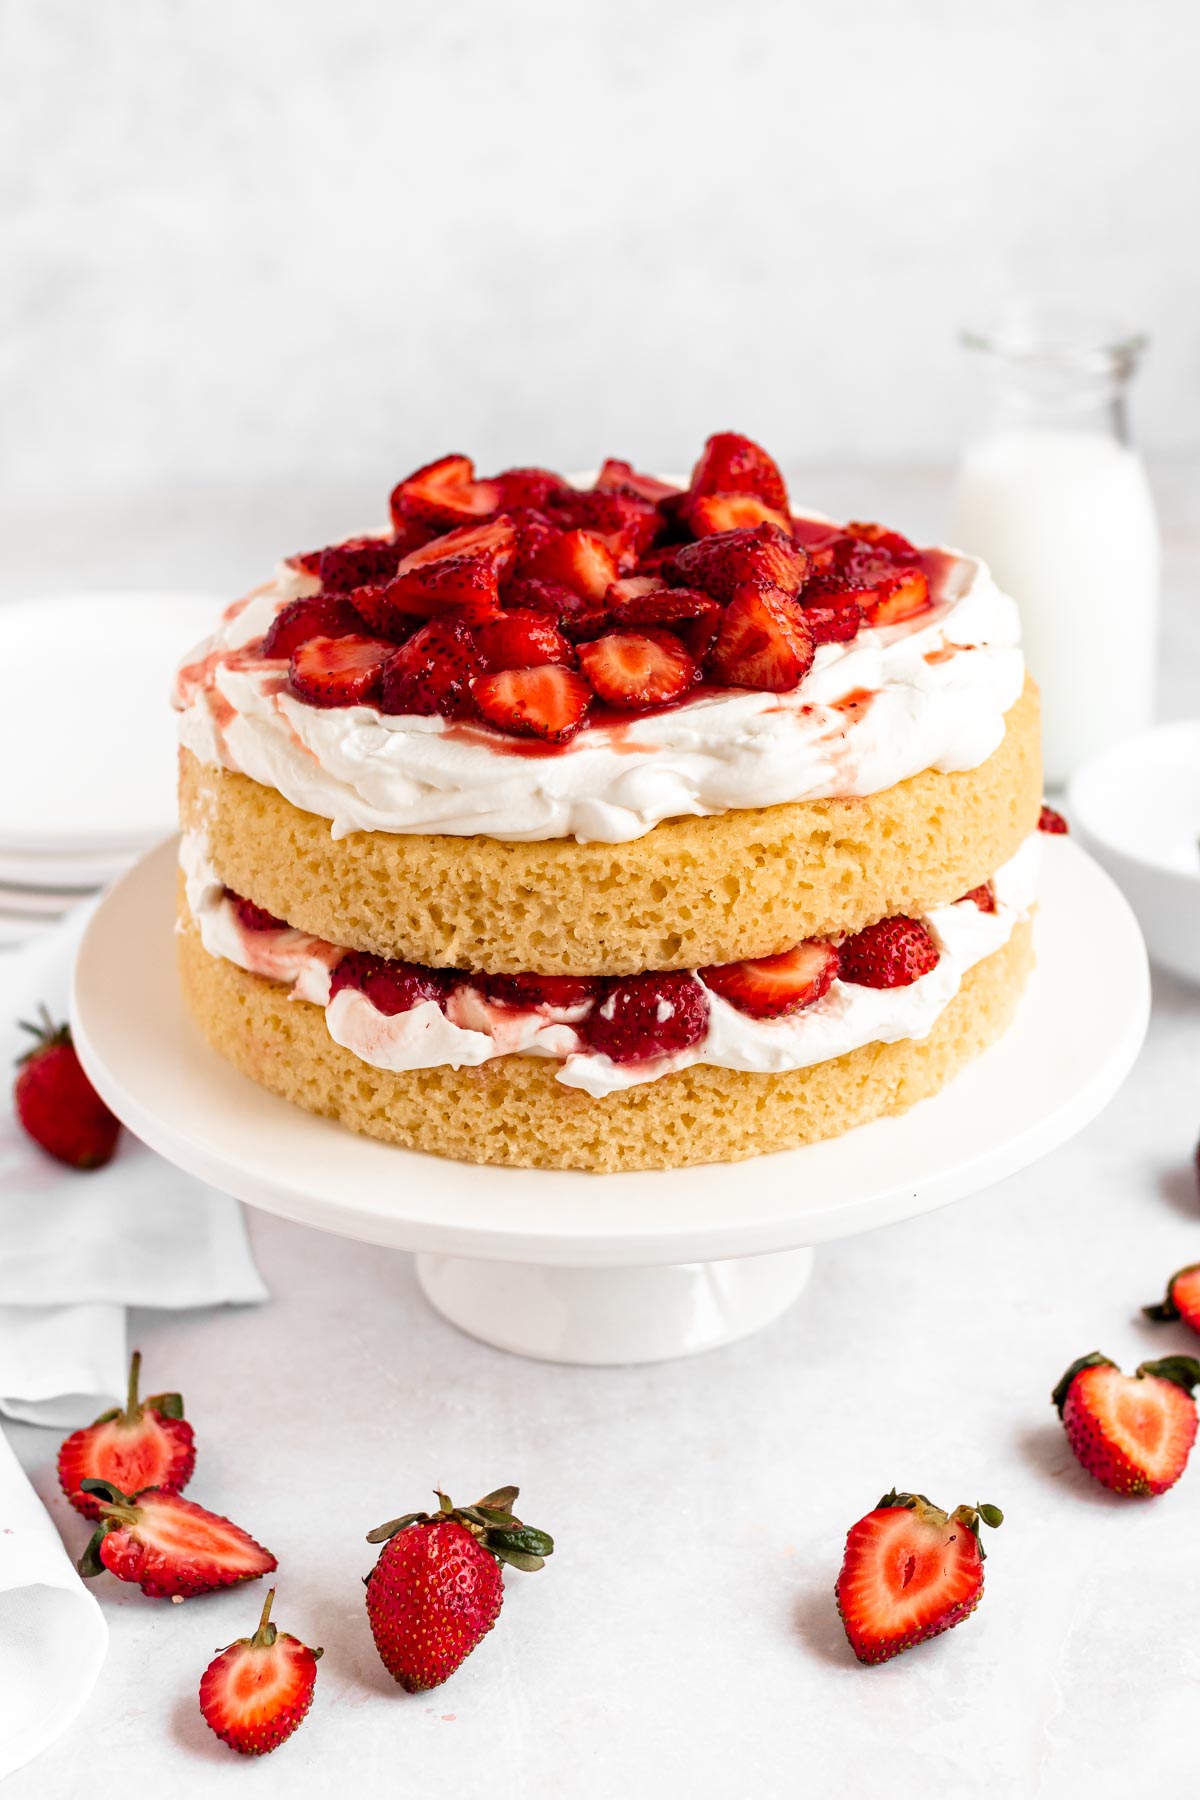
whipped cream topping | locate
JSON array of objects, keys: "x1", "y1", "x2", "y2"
[
  {"x1": 173, "y1": 534, "x2": 1026, "y2": 845},
  {"x1": 180, "y1": 830, "x2": 1040, "y2": 1097}
]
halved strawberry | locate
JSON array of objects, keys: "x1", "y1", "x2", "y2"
[
  {"x1": 480, "y1": 972, "x2": 598, "y2": 1009},
  {"x1": 550, "y1": 489, "x2": 660, "y2": 565},
  {"x1": 1038, "y1": 804, "x2": 1069, "y2": 834},
  {"x1": 288, "y1": 634, "x2": 392, "y2": 708},
  {"x1": 605, "y1": 574, "x2": 667, "y2": 606},
  {"x1": 838, "y1": 916, "x2": 940, "y2": 988},
  {"x1": 316, "y1": 536, "x2": 406, "y2": 594},
  {"x1": 493, "y1": 467, "x2": 572, "y2": 510},
  {"x1": 379, "y1": 618, "x2": 480, "y2": 719},
  {"x1": 390, "y1": 455, "x2": 502, "y2": 528},
  {"x1": 959, "y1": 883, "x2": 996, "y2": 913},
  {"x1": 473, "y1": 665, "x2": 592, "y2": 744},
  {"x1": 526, "y1": 528, "x2": 619, "y2": 599},
  {"x1": 845, "y1": 520, "x2": 919, "y2": 559},
  {"x1": 861, "y1": 566, "x2": 930, "y2": 626},
  {"x1": 584, "y1": 971, "x2": 709, "y2": 1064},
  {"x1": 58, "y1": 1350, "x2": 195, "y2": 1521},
  {"x1": 78, "y1": 1482, "x2": 276, "y2": 1599},
  {"x1": 688, "y1": 431, "x2": 789, "y2": 514},
  {"x1": 474, "y1": 609, "x2": 573, "y2": 673},
  {"x1": 1053, "y1": 1353, "x2": 1200, "y2": 1496},
  {"x1": 330, "y1": 951, "x2": 448, "y2": 1014},
  {"x1": 671, "y1": 522, "x2": 807, "y2": 602},
  {"x1": 700, "y1": 940, "x2": 839, "y2": 1018},
  {"x1": 685, "y1": 492, "x2": 792, "y2": 537},
  {"x1": 607, "y1": 587, "x2": 722, "y2": 661},
  {"x1": 384, "y1": 516, "x2": 517, "y2": 617},
  {"x1": 199, "y1": 1588, "x2": 322, "y2": 1757},
  {"x1": 230, "y1": 894, "x2": 288, "y2": 932},
  {"x1": 707, "y1": 587, "x2": 814, "y2": 691},
  {"x1": 507, "y1": 509, "x2": 563, "y2": 578},
  {"x1": 835, "y1": 1490, "x2": 1002, "y2": 1665},
  {"x1": 261, "y1": 596, "x2": 365, "y2": 660},
  {"x1": 802, "y1": 590, "x2": 864, "y2": 646},
  {"x1": 576, "y1": 629, "x2": 696, "y2": 710},
  {"x1": 1144, "y1": 1265, "x2": 1200, "y2": 1337},
  {"x1": 594, "y1": 459, "x2": 682, "y2": 504}
]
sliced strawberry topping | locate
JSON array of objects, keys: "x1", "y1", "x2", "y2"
[
  {"x1": 606, "y1": 587, "x2": 722, "y2": 661},
  {"x1": 474, "y1": 609, "x2": 573, "y2": 673},
  {"x1": 839, "y1": 916, "x2": 940, "y2": 988},
  {"x1": 707, "y1": 587, "x2": 815, "y2": 691},
  {"x1": 502, "y1": 575, "x2": 581, "y2": 618},
  {"x1": 493, "y1": 467, "x2": 572, "y2": 510},
  {"x1": 700, "y1": 940, "x2": 839, "y2": 1018},
  {"x1": 577, "y1": 629, "x2": 696, "y2": 710},
  {"x1": 230, "y1": 894, "x2": 288, "y2": 932},
  {"x1": 836, "y1": 1492, "x2": 1000, "y2": 1665},
  {"x1": 685, "y1": 492, "x2": 792, "y2": 537},
  {"x1": 861, "y1": 566, "x2": 930, "y2": 626},
  {"x1": 288, "y1": 634, "x2": 392, "y2": 708},
  {"x1": 390, "y1": 455, "x2": 502, "y2": 528},
  {"x1": 381, "y1": 515, "x2": 517, "y2": 619},
  {"x1": 688, "y1": 431, "x2": 789, "y2": 514},
  {"x1": 671, "y1": 522, "x2": 807, "y2": 601},
  {"x1": 583, "y1": 972, "x2": 709, "y2": 1065},
  {"x1": 845, "y1": 520, "x2": 919, "y2": 560},
  {"x1": 480, "y1": 972, "x2": 598, "y2": 1009},
  {"x1": 473, "y1": 665, "x2": 592, "y2": 744},
  {"x1": 526, "y1": 528, "x2": 619, "y2": 599},
  {"x1": 317, "y1": 535, "x2": 406, "y2": 594},
  {"x1": 594, "y1": 459, "x2": 682, "y2": 504},
  {"x1": 261, "y1": 596, "x2": 365, "y2": 660},
  {"x1": 959, "y1": 883, "x2": 996, "y2": 913},
  {"x1": 550, "y1": 489, "x2": 660, "y2": 565},
  {"x1": 801, "y1": 590, "x2": 864, "y2": 646},
  {"x1": 330, "y1": 951, "x2": 448, "y2": 1014},
  {"x1": 1038, "y1": 804, "x2": 1069, "y2": 834},
  {"x1": 379, "y1": 618, "x2": 480, "y2": 719}
]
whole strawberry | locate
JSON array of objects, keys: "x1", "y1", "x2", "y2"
[
  {"x1": 77, "y1": 1480, "x2": 276, "y2": 1598},
  {"x1": 835, "y1": 1489, "x2": 1003, "y2": 1665},
  {"x1": 199, "y1": 1588, "x2": 322, "y2": 1756},
  {"x1": 58, "y1": 1349, "x2": 195, "y2": 1519},
  {"x1": 1143, "y1": 1265, "x2": 1200, "y2": 1338},
  {"x1": 365, "y1": 1486, "x2": 553, "y2": 1691},
  {"x1": 1053, "y1": 1352, "x2": 1200, "y2": 1496},
  {"x1": 14, "y1": 1008, "x2": 120, "y2": 1169}
]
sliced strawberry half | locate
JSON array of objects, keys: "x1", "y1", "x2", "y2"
[
  {"x1": 381, "y1": 516, "x2": 517, "y2": 619},
  {"x1": 549, "y1": 489, "x2": 660, "y2": 565},
  {"x1": 671, "y1": 522, "x2": 807, "y2": 602},
  {"x1": 835, "y1": 1491, "x2": 1002, "y2": 1665},
  {"x1": 330, "y1": 951, "x2": 449, "y2": 1014},
  {"x1": 58, "y1": 1350, "x2": 195, "y2": 1521},
  {"x1": 199, "y1": 1587, "x2": 322, "y2": 1757},
  {"x1": 288, "y1": 634, "x2": 392, "y2": 708},
  {"x1": 685, "y1": 492, "x2": 792, "y2": 537},
  {"x1": 576, "y1": 629, "x2": 696, "y2": 710},
  {"x1": 229, "y1": 894, "x2": 288, "y2": 932},
  {"x1": 1145, "y1": 1265, "x2": 1200, "y2": 1337},
  {"x1": 78, "y1": 1483, "x2": 277, "y2": 1599},
  {"x1": 473, "y1": 665, "x2": 592, "y2": 744},
  {"x1": 700, "y1": 940, "x2": 839, "y2": 1019},
  {"x1": 959, "y1": 883, "x2": 996, "y2": 913},
  {"x1": 845, "y1": 520, "x2": 919, "y2": 559},
  {"x1": 607, "y1": 587, "x2": 722, "y2": 661},
  {"x1": 1038, "y1": 804, "x2": 1069, "y2": 834},
  {"x1": 802, "y1": 591, "x2": 864, "y2": 647},
  {"x1": 493, "y1": 467, "x2": 572, "y2": 510},
  {"x1": 526, "y1": 528, "x2": 619, "y2": 600},
  {"x1": 584, "y1": 971, "x2": 709, "y2": 1064},
  {"x1": 480, "y1": 972, "x2": 598, "y2": 1009},
  {"x1": 390, "y1": 455, "x2": 502, "y2": 529},
  {"x1": 316, "y1": 535, "x2": 406, "y2": 594},
  {"x1": 594, "y1": 459, "x2": 682, "y2": 504},
  {"x1": 474, "y1": 609, "x2": 573, "y2": 673},
  {"x1": 861, "y1": 566, "x2": 930, "y2": 626},
  {"x1": 261, "y1": 595, "x2": 366, "y2": 660},
  {"x1": 1053, "y1": 1353, "x2": 1200, "y2": 1496},
  {"x1": 838, "y1": 916, "x2": 940, "y2": 988},
  {"x1": 707, "y1": 587, "x2": 815, "y2": 692},
  {"x1": 688, "y1": 431, "x2": 789, "y2": 514},
  {"x1": 379, "y1": 618, "x2": 480, "y2": 719}
]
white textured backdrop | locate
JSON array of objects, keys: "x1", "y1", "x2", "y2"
[{"x1": 3, "y1": 0, "x2": 1198, "y2": 507}]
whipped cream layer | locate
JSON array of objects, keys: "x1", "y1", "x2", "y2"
[
  {"x1": 181, "y1": 831, "x2": 1040, "y2": 1098},
  {"x1": 174, "y1": 535, "x2": 1026, "y2": 845}
]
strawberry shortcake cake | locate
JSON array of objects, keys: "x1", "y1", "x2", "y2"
[{"x1": 174, "y1": 432, "x2": 1043, "y2": 1171}]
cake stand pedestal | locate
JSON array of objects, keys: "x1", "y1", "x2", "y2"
[{"x1": 72, "y1": 838, "x2": 1148, "y2": 1365}]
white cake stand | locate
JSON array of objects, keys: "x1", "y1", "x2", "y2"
[{"x1": 71, "y1": 838, "x2": 1149, "y2": 1365}]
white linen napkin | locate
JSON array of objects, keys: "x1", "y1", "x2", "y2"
[
  {"x1": 0, "y1": 1424, "x2": 108, "y2": 1779},
  {"x1": 0, "y1": 899, "x2": 267, "y2": 1426}
]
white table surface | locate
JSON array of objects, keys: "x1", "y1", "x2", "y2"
[{"x1": 3, "y1": 464, "x2": 1199, "y2": 1796}]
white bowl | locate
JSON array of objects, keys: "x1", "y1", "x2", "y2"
[{"x1": 1068, "y1": 720, "x2": 1200, "y2": 984}]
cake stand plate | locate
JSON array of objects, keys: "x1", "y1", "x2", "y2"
[{"x1": 72, "y1": 838, "x2": 1148, "y2": 1364}]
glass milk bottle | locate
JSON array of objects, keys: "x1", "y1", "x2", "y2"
[{"x1": 948, "y1": 305, "x2": 1160, "y2": 788}]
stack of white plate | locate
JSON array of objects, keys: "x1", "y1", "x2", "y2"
[{"x1": 0, "y1": 591, "x2": 225, "y2": 946}]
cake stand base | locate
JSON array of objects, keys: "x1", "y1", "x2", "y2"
[{"x1": 415, "y1": 1247, "x2": 815, "y2": 1364}]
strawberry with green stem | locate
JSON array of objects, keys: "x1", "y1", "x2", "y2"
[
  {"x1": 1143, "y1": 1265, "x2": 1200, "y2": 1337},
  {"x1": 14, "y1": 1007, "x2": 120, "y2": 1170},
  {"x1": 77, "y1": 1480, "x2": 276, "y2": 1598},
  {"x1": 835, "y1": 1489, "x2": 1003, "y2": 1665},
  {"x1": 58, "y1": 1348, "x2": 195, "y2": 1519},
  {"x1": 1053, "y1": 1352, "x2": 1200, "y2": 1496},
  {"x1": 199, "y1": 1588, "x2": 322, "y2": 1756}
]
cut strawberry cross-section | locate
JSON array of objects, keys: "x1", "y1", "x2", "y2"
[
  {"x1": 606, "y1": 586, "x2": 722, "y2": 661},
  {"x1": 688, "y1": 431, "x2": 790, "y2": 514},
  {"x1": 481, "y1": 972, "x2": 598, "y2": 1009},
  {"x1": 861, "y1": 566, "x2": 930, "y2": 627},
  {"x1": 474, "y1": 609, "x2": 573, "y2": 673},
  {"x1": 594, "y1": 459, "x2": 682, "y2": 504},
  {"x1": 78, "y1": 1482, "x2": 277, "y2": 1599},
  {"x1": 835, "y1": 1490, "x2": 1003, "y2": 1665},
  {"x1": 58, "y1": 1349, "x2": 195, "y2": 1521},
  {"x1": 261, "y1": 595, "x2": 367, "y2": 661},
  {"x1": 526, "y1": 528, "x2": 619, "y2": 600},
  {"x1": 700, "y1": 940, "x2": 839, "y2": 1019},
  {"x1": 390, "y1": 455, "x2": 503, "y2": 529},
  {"x1": 473, "y1": 665, "x2": 592, "y2": 744},
  {"x1": 1144, "y1": 1265, "x2": 1200, "y2": 1338},
  {"x1": 801, "y1": 590, "x2": 864, "y2": 647},
  {"x1": 576, "y1": 629, "x2": 696, "y2": 711},
  {"x1": 199, "y1": 1587, "x2": 322, "y2": 1757},
  {"x1": 685, "y1": 492, "x2": 792, "y2": 537},
  {"x1": 707, "y1": 587, "x2": 815, "y2": 692},
  {"x1": 330, "y1": 951, "x2": 449, "y2": 1015},
  {"x1": 288, "y1": 634, "x2": 393, "y2": 708},
  {"x1": 671, "y1": 522, "x2": 807, "y2": 602},
  {"x1": 371, "y1": 516, "x2": 517, "y2": 623},
  {"x1": 379, "y1": 618, "x2": 481, "y2": 719},
  {"x1": 1052, "y1": 1352, "x2": 1200, "y2": 1496}
]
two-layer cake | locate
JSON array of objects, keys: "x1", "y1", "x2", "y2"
[{"x1": 174, "y1": 433, "x2": 1043, "y2": 1171}]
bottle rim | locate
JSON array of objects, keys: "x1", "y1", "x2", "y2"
[{"x1": 961, "y1": 299, "x2": 1146, "y2": 377}]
